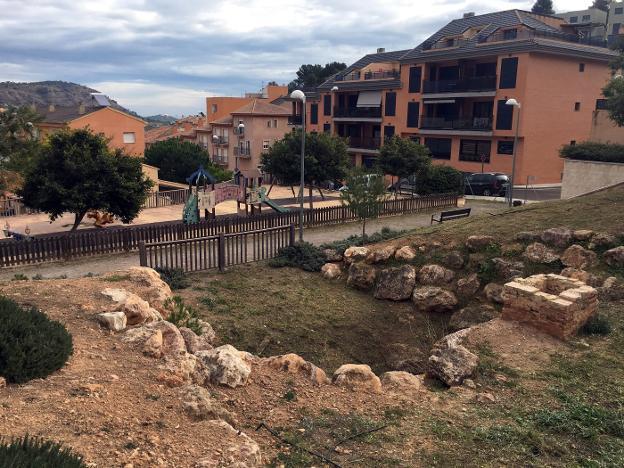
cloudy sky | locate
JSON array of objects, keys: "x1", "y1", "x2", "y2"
[{"x1": 0, "y1": 0, "x2": 590, "y2": 116}]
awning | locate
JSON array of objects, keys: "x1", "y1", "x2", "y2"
[
  {"x1": 423, "y1": 98, "x2": 456, "y2": 104},
  {"x1": 356, "y1": 91, "x2": 382, "y2": 107}
]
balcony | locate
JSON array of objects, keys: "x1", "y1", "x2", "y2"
[
  {"x1": 481, "y1": 28, "x2": 607, "y2": 48},
  {"x1": 420, "y1": 116, "x2": 493, "y2": 133},
  {"x1": 234, "y1": 147, "x2": 251, "y2": 158},
  {"x1": 348, "y1": 136, "x2": 381, "y2": 151},
  {"x1": 333, "y1": 107, "x2": 382, "y2": 120},
  {"x1": 363, "y1": 70, "x2": 399, "y2": 80},
  {"x1": 423, "y1": 76, "x2": 497, "y2": 94},
  {"x1": 335, "y1": 71, "x2": 361, "y2": 81},
  {"x1": 213, "y1": 156, "x2": 228, "y2": 165},
  {"x1": 214, "y1": 136, "x2": 228, "y2": 145},
  {"x1": 288, "y1": 115, "x2": 303, "y2": 126}
]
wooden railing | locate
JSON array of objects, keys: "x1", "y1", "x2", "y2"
[{"x1": 0, "y1": 193, "x2": 459, "y2": 267}]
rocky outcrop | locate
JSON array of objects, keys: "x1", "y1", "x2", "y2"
[
  {"x1": 97, "y1": 311, "x2": 127, "y2": 331},
  {"x1": 395, "y1": 245, "x2": 417, "y2": 261},
  {"x1": 515, "y1": 231, "x2": 541, "y2": 243},
  {"x1": 332, "y1": 364, "x2": 382, "y2": 393},
  {"x1": 374, "y1": 265, "x2": 416, "y2": 301},
  {"x1": 367, "y1": 245, "x2": 396, "y2": 264},
  {"x1": 598, "y1": 276, "x2": 624, "y2": 301},
  {"x1": 182, "y1": 385, "x2": 237, "y2": 425},
  {"x1": 484, "y1": 283, "x2": 504, "y2": 304},
  {"x1": 449, "y1": 305, "x2": 499, "y2": 331},
  {"x1": 195, "y1": 345, "x2": 251, "y2": 388},
  {"x1": 561, "y1": 245, "x2": 597, "y2": 270},
  {"x1": 524, "y1": 242, "x2": 559, "y2": 264},
  {"x1": 264, "y1": 353, "x2": 329, "y2": 385},
  {"x1": 456, "y1": 273, "x2": 480, "y2": 297},
  {"x1": 380, "y1": 371, "x2": 423, "y2": 391},
  {"x1": 347, "y1": 263, "x2": 377, "y2": 290},
  {"x1": 465, "y1": 235, "x2": 497, "y2": 252},
  {"x1": 321, "y1": 263, "x2": 342, "y2": 280},
  {"x1": 417, "y1": 264, "x2": 454, "y2": 285},
  {"x1": 343, "y1": 246, "x2": 369, "y2": 265},
  {"x1": 604, "y1": 246, "x2": 624, "y2": 268},
  {"x1": 428, "y1": 329, "x2": 478, "y2": 386},
  {"x1": 443, "y1": 251, "x2": 465, "y2": 270},
  {"x1": 322, "y1": 248, "x2": 343, "y2": 263},
  {"x1": 101, "y1": 288, "x2": 162, "y2": 325},
  {"x1": 589, "y1": 232, "x2": 617, "y2": 250},
  {"x1": 412, "y1": 287, "x2": 458, "y2": 313},
  {"x1": 541, "y1": 227, "x2": 572, "y2": 248},
  {"x1": 572, "y1": 230, "x2": 594, "y2": 242}
]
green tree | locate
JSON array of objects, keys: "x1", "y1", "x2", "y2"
[
  {"x1": 416, "y1": 165, "x2": 465, "y2": 195},
  {"x1": 340, "y1": 167, "x2": 386, "y2": 242},
  {"x1": 144, "y1": 138, "x2": 231, "y2": 184},
  {"x1": 378, "y1": 136, "x2": 432, "y2": 191},
  {"x1": 261, "y1": 130, "x2": 349, "y2": 208},
  {"x1": 288, "y1": 62, "x2": 347, "y2": 92},
  {"x1": 0, "y1": 105, "x2": 43, "y2": 181},
  {"x1": 531, "y1": 0, "x2": 555, "y2": 15},
  {"x1": 593, "y1": 0, "x2": 610, "y2": 12},
  {"x1": 20, "y1": 128, "x2": 153, "y2": 230}
]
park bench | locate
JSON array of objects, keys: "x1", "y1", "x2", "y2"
[{"x1": 430, "y1": 208, "x2": 471, "y2": 224}]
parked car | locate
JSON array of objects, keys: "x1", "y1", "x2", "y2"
[
  {"x1": 387, "y1": 175, "x2": 418, "y2": 194},
  {"x1": 464, "y1": 172, "x2": 509, "y2": 197}
]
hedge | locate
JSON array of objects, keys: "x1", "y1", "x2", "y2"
[
  {"x1": 560, "y1": 141, "x2": 624, "y2": 163},
  {"x1": 0, "y1": 436, "x2": 85, "y2": 468}
]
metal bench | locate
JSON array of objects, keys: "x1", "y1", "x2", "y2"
[{"x1": 431, "y1": 208, "x2": 471, "y2": 224}]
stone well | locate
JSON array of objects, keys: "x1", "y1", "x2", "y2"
[{"x1": 501, "y1": 274, "x2": 598, "y2": 340}]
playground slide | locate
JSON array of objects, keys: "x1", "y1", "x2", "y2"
[{"x1": 262, "y1": 197, "x2": 290, "y2": 213}]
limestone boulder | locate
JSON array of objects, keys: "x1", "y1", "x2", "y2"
[
  {"x1": 412, "y1": 287, "x2": 458, "y2": 313},
  {"x1": 101, "y1": 288, "x2": 162, "y2": 325},
  {"x1": 443, "y1": 251, "x2": 465, "y2": 270},
  {"x1": 126, "y1": 266, "x2": 173, "y2": 308},
  {"x1": 515, "y1": 231, "x2": 541, "y2": 243},
  {"x1": 589, "y1": 232, "x2": 617, "y2": 250},
  {"x1": 346, "y1": 263, "x2": 377, "y2": 290},
  {"x1": 417, "y1": 264, "x2": 455, "y2": 285},
  {"x1": 322, "y1": 248, "x2": 343, "y2": 263},
  {"x1": 491, "y1": 257, "x2": 524, "y2": 281},
  {"x1": 456, "y1": 273, "x2": 480, "y2": 298},
  {"x1": 465, "y1": 235, "x2": 497, "y2": 252},
  {"x1": 182, "y1": 385, "x2": 237, "y2": 425},
  {"x1": 321, "y1": 263, "x2": 342, "y2": 280},
  {"x1": 541, "y1": 227, "x2": 572, "y2": 248},
  {"x1": 96, "y1": 311, "x2": 127, "y2": 332},
  {"x1": 484, "y1": 283, "x2": 504, "y2": 304},
  {"x1": 264, "y1": 353, "x2": 329, "y2": 385},
  {"x1": 194, "y1": 421, "x2": 262, "y2": 468},
  {"x1": 332, "y1": 364, "x2": 382, "y2": 393},
  {"x1": 561, "y1": 245, "x2": 597, "y2": 270},
  {"x1": 427, "y1": 329, "x2": 478, "y2": 386},
  {"x1": 560, "y1": 268, "x2": 603, "y2": 287},
  {"x1": 381, "y1": 371, "x2": 423, "y2": 391},
  {"x1": 524, "y1": 242, "x2": 559, "y2": 264},
  {"x1": 157, "y1": 353, "x2": 205, "y2": 387},
  {"x1": 197, "y1": 320, "x2": 217, "y2": 345},
  {"x1": 374, "y1": 265, "x2": 416, "y2": 301},
  {"x1": 366, "y1": 245, "x2": 396, "y2": 264},
  {"x1": 195, "y1": 345, "x2": 251, "y2": 388},
  {"x1": 343, "y1": 246, "x2": 369, "y2": 265},
  {"x1": 604, "y1": 246, "x2": 624, "y2": 268},
  {"x1": 395, "y1": 245, "x2": 417, "y2": 262},
  {"x1": 449, "y1": 305, "x2": 500, "y2": 331},
  {"x1": 598, "y1": 276, "x2": 624, "y2": 301},
  {"x1": 573, "y1": 230, "x2": 594, "y2": 242},
  {"x1": 180, "y1": 327, "x2": 213, "y2": 354},
  {"x1": 143, "y1": 330, "x2": 164, "y2": 358}
]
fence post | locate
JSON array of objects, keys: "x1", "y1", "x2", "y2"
[
  {"x1": 138, "y1": 241, "x2": 147, "y2": 266},
  {"x1": 218, "y1": 233, "x2": 225, "y2": 272},
  {"x1": 289, "y1": 224, "x2": 295, "y2": 246}
]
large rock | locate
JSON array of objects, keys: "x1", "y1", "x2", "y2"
[
  {"x1": 123, "y1": 320, "x2": 186, "y2": 358},
  {"x1": 573, "y1": 230, "x2": 594, "y2": 242},
  {"x1": 157, "y1": 352, "x2": 204, "y2": 387},
  {"x1": 484, "y1": 283, "x2": 504, "y2": 304},
  {"x1": 561, "y1": 245, "x2": 597, "y2": 270},
  {"x1": 381, "y1": 371, "x2": 423, "y2": 391},
  {"x1": 143, "y1": 330, "x2": 164, "y2": 358},
  {"x1": 417, "y1": 264, "x2": 455, "y2": 285},
  {"x1": 449, "y1": 305, "x2": 499, "y2": 331},
  {"x1": 604, "y1": 246, "x2": 624, "y2": 268},
  {"x1": 195, "y1": 345, "x2": 251, "y2": 388},
  {"x1": 598, "y1": 276, "x2": 624, "y2": 301},
  {"x1": 126, "y1": 266, "x2": 173, "y2": 309},
  {"x1": 366, "y1": 245, "x2": 396, "y2": 264},
  {"x1": 96, "y1": 311, "x2": 127, "y2": 331},
  {"x1": 180, "y1": 327, "x2": 213, "y2": 354},
  {"x1": 321, "y1": 263, "x2": 342, "y2": 280},
  {"x1": 491, "y1": 257, "x2": 524, "y2": 281},
  {"x1": 465, "y1": 235, "x2": 497, "y2": 252},
  {"x1": 395, "y1": 245, "x2": 417, "y2": 262},
  {"x1": 194, "y1": 421, "x2": 262, "y2": 468},
  {"x1": 374, "y1": 265, "x2": 416, "y2": 301},
  {"x1": 515, "y1": 231, "x2": 541, "y2": 243},
  {"x1": 182, "y1": 385, "x2": 237, "y2": 425},
  {"x1": 322, "y1": 248, "x2": 343, "y2": 263},
  {"x1": 456, "y1": 273, "x2": 480, "y2": 297},
  {"x1": 589, "y1": 232, "x2": 617, "y2": 250},
  {"x1": 427, "y1": 329, "x2": 478, "y2": 386},
  {"x1": 560, "y1": 268, "x2": 602, "y2": 287},
  {"x1": 347, "y1": 263, "x2": 377, "y2": 290},
  {"x1": 524, "y1": 242, "x2": 560, "y2": 264},
  {"x1": 541, "y1": 227, "x2": 572, "y2": 248},
  {"x1": 264, "y1": 353, "x2": 329, "y2": 385},
  {"x1": 343, "y1": 246, "x2": 369, "y2": 265},
  {"x1": 412, "y1": 287, "x2": 458, "y2": 313},
  {"x1": 101, "y1": 288, "x2": 162, "y2": 325},
  {"x1": 332, "y1": 364, "x2": 382, "y2": 393},
  {"x1": 443, "y1": 251, "x2": 465, "y2": 270}
]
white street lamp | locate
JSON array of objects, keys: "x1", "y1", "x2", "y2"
[
  {"x1": 236, "y1": 123, "x2": 245, "y2": 174},
  {"x1": 505, "y1": 98, "x2": 521, "y2": 208},
  {"x1": 290, "y1": 90, "x2": 306, "y2": 241}
]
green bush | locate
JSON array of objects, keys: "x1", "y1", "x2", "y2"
[
  {"x1": 560, "y1": 141, "x2": 624, "y2": 163},
  {"x1": 0, "y1": 436, "x2": 85, "y2": 468},
  {"x1": 580, "y1": 314, "x2": 613, "y2": 336},
  {"x1": 269, "y1": 242, "x2": 326, "y2": 272},
  {"x1": 0, "y1": 297, "x2": 73, "y2": 384},
  {"x1": 164, "y1": 296, "x2": 202, "y2": 335},
  {"x1": 321, "y1": 227, "x2": 406, "y2": 255},
  {"x1": 416, "y1": 165, "x2": 464, "y2": 195},
  {"x1": 155, "y1": 267, "x2": 190, "y2": 290}
]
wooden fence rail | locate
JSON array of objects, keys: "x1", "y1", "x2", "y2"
[{"x1": 0, "y1": 193, "x2": 458, "y2": 267}]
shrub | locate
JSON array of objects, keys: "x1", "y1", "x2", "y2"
[
  {"x1": 11, "y1": 274, "x2": 28, "y2": 281},
  {"x1": 0, "y1": 297, "x2": 73, "y2": 384},
  {"x1": 560, "y1": 141, "x2": 624, "y2": 164},
  {"x1": 321, "y1": 227, "x2": 406, "y2": 255},
  {"x1": 155, "y1": 267, "x2": 190, "y2": 290},
  {"x1": 0, "y1": 436, "x2": 85, "y2": 468},
  {"x1": 269, "y1": 242, "x2": 326, "y2": 272},
  {"x1": 416, "y1": 165, "x2": 464, "y2": 195},
  {"x1": 580, "y1": 314, "x2": 613, "y2": 336},
  {"x1": 164, "y1": 296, "x2": 202, "y2": 335}
]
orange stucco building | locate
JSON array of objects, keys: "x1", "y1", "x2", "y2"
[{"x1": 302, "y1": 10, "x2": 617, "y2": 185}]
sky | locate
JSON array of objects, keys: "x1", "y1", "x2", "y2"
[{"x1": 0, "y1": 0, "x2": 592, "y2": 116}]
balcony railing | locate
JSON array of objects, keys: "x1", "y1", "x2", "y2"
[
  {"x1": 480, "y1": 28, "x2": 607, "y2": 48},
  {"x1": 288, "y1": 115, "x2": 303, "y2": 126},
  {"x1": 214, "y1": 136, "x2": 228, "y2": 145},
  {"x1": 363, "y1": 70, "x2": 399, "y2": 80},
  {"x1": 333, "y1": 107, "x2": 382, "y2": 119},
  {"x1": 423, "y1": 76, "x2": 497, "y2": 94},
  {"x1": 335, "y1": 71, "x2": 361, "y2": 81},
  {"x1": 420, "y1": 116, "x2": 493, "y2": 131},
  {"x1": 234, "y1": 147, "x2": 251, "y2": 158},
  {"x1": 213, "y1": 156, "x2": 228, "y2": 165},
  {"x1": 348, "y1": 136, "x2": 381, "y2": 150}
]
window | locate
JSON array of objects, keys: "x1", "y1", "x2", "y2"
[
  {"x1": 267, "y1": 120, "x2": 271, "y2": 128},
  {"x1": 596, "y1": 98, "x2": 608, "y2": 110},
  {"x1": 384, "y1": 125, "x2": 395, "y2": 139},
  {"x1": 408, "y1": 66, "x2": 422, "y2": 93},
  {"x1": 263, "y1": 140, "x2": 270, "y2": 150},
  {"x1": 274, "y1": 119, "x2": 278, "y2": 128},
  {"x1": 570, "y1": 140, "x2": 577, "y2": 145},
  {"x1": 410, "y1": 136, "x2": 421, "y2": 144},
  {"x1": 123, "y1": 132, "x2": 136, "y2": 144},
  {"x1": 407, "y1": 102, "x2": 420, "y2": 128},
  {"x1": 574, "y1": 102, "x2": 581, "y2": 111},
  {"x1": 211, "y1": 104, "x2": 217, "y2": 113},
  {"x1": 496, "y1": 100, "x2": 514, "y2": 130},
  {"x1": 613, "y1": 23, "x2": 621, "y2": 34},
  {"x1": 497, "y1": 140, "x2": 514, "y2": 155},
  {"x1": 569, "y1": 16, "x2": 578, "y2": 23},
  {"x1": 385, "y1": 92, "x2": 396, "y2": 116},
  {"x1": 323, "y1": 94, "x2": 331, "y2": 116},
  {"x1": 223, "y1": 148, "x2": 228, "y2": 159},
  {"x1": 503, "y1": 28, "x2": 517, "y2": 40},
  {"x1": 425, "y1": 138, "x2": 452, "y2": 160},
  {"x1": 579, "y1": 63, "x2": 585, "y2": 72},
  {"x1": 616, "y1": 7, "x2": 623, "y2": 15},
  {"x1": 310, "y1": 104, "x2": 318, "y2": 124},
  {"x1": 323, "y1": 123, "x2": 331, "y2": 133},
  {"x1": 582, "y1": 15, "x2": 591, "y2": 22},
  {"x1": 499, "y1": 57, "x2": 518, "y2": 89},
  {"x1": 459, "y1": 139, "x2": 491, "y2": 162}
]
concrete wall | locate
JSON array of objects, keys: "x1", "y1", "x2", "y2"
[
  {"x1": 589, "y1": 109, "x2": 624, "y2": 143},
  {"x1": 561, "y1": 158, "x2": 624, "y2": 198}
]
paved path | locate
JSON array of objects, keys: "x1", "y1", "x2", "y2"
[{"x1": 0, "y1": 200, "x2": 506, "y2": 281}]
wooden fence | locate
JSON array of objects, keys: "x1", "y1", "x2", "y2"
[
  {"x1": 139, "y1": 224, "x2": 295, "y2": 272},
  {"x1": 142, "y1": 188, "x2": 190, "y2": 209},
  {"x1": 0, "y1": 193, "x2": 458, "y2": 267}
]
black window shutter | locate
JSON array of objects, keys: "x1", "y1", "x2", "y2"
[
  {"x1": 385, "y1": 92, "x2": 396, "y2": 116},
  {"x1": 384, "y1": 125, "x2": 395, "y2": 139},
  {"x1": 407, "y1": 102, "x2": 420, "y2": 128},
  {"x1": 323, "y1": 95, "x2": 331, "y2": 116},
  {"x1": 408, "y1": 66, "x2": 422, "y2": 93},
  {"x1": 499, "y1": 57, "x2": 518, "y2": 89},
  {"x1": 310, "y1": 104, "x2": 318, "y2": 124},
  {"x1": 496, "y1": 100, "x2": 513, "y2": 130}
]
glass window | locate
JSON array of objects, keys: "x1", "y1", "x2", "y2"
[
  {"x1": 211, "y1": 104, "x2": 217, "y2": 113},
  {"x1": 579, "y1": 63, "x2": 585, "y2": 72},
  {"x1": 263, "y1": 140, "x2": 270, "y2": 150},
  {"x1": 123, "y1": 132, "x2": 136, "y2": 144},
  {"x1": 274, "y1": 119, "x2": 278, "y2": 128},
  {"x1": 459, "y1": 139, "x2": 491, "y2": 162},
  {"x1": 569, "y1": 16, "x2": 578, "y2": 23},
  {"x1": 574, "y1": 102, "x2": 581, "y2": 111},
  {"x1": 425, "y1": 138, "x2": 452, "y2": 160},
  {"x1": 616, "y1": 7, "x2": 623, "y2": 15},
  {"x1": 582, "y1": 15, "x2": 591, "y2": 22},
  {"x1": 503, "y1": 28, "x2": 517, "y2": 40},
  {"x1": 497, "y1": 141, "x2": 514, "y2": 155},
  {"x1": 267, "y1": 120, "x2": 271, "y2": 127}
]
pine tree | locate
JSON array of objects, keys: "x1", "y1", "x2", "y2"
[{"x1": 531, "y1": 0, "x2": 555, "y2": 15}]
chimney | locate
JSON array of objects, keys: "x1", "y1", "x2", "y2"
[
  {"x1": 463, "y1": 12, "x2": 475, "y2": 18},
  {"x1": 48, "y1": 104, "x2": 55, "y2": 112},
  {"x1": 377, "y1": 47, "x2": 386, "y2": 53},
  {"x1": 78, "y1": 101, "x2": 86, "y2": 115}
]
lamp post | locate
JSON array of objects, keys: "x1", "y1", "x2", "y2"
[
  {"x1": 212, "y1": 135, "x2": 219, "y2": 164},
  {"x1": 236, "y1": 122, "x2": 245, "y2": 180},
  {"x1": 330, "y1": 86, "x2": 338, "y2": 134},
  {"x1": 505, "y1": 98, "x2": 521, "y2": 208},
  {"x1": 290, "y1": 89, "x2": 306, "y2": 241}
]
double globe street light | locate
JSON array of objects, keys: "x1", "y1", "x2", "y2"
[
  {"x1": 505, "y1": 98, "x2": 521, "y2": 208},
  {"x1": 290, "y1": 89, "x2": 306, "y2": 241}
]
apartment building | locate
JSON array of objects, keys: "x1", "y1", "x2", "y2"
[
  {"x1": 303, "y1": 9, "x2": 617, "y2": 185},
  {"x1": 559, "y1": 2, "x2": 624, "y2": 44}
]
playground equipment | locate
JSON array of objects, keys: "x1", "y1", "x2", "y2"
[
  {"x1": 87, "y1": 210, "x2": 115, "y2": 228},
  {"x1": 257, "y1": 186, "x2": 290, "y2": 213},
  {"x1": 237, "y1": 177, "x2": 290, "y2": 215},
  {"x1": 183, "y1": 166, "x2": 217, "y2": 224}
]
